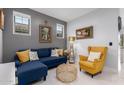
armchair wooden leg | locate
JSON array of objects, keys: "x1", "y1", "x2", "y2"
[
  {"x1": 100, "y1": 71, "x2": 102, "y2": 74},
  {"x1": 91, "y1": 75, "x2": 94, "y2": 78},
  {"x1": 80, "y1": 68, "x2": 81, "y2": 71}
]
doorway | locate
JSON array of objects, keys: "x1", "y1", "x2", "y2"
[{"x1": 119, "y1": 27, "x2": 124, "y2": 72}]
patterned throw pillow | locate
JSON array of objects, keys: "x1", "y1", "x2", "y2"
[
  {"x1": 88, "y1": 52, "x2": 101, "y2": 62},
  {"x1": 51, "y1": 49, "x2": 59, "y2": 57},
  {"x1": 29, "y1": 51, "x2": 39, "y2": 61}
]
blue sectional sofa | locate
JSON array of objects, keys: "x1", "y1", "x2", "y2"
[{"x1": 15, "y1": 48, "x2": 67, "y2": 85}]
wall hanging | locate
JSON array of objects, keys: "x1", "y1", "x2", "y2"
[
  {"x1": 76, "y1": 26, "x2": 93, "y2": 39},
  {"x1": 13, "y1": 11, "x2": 31, "y2": 36},
  {"x1": 39, "y1": 20, "x2": 52, "y2": 43},
  {"x1": 56, "y1": 23, "x2": 64, "y2": 39}
]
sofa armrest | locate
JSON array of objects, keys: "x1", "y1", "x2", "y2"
[
  {"x1": 79, "y1": 55, "x2": 88, "y2": 61},
  {"x1": 15, "y1": 60, "x2": 21, "y2": 68}
]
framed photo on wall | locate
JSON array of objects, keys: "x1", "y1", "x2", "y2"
[
  {"x1": 56, "y1": 23, "x2": 64, "y2": 39},
  {"x1": 76, "y1": 26, "x2": 93, "y2": 39},
  {"x1": 13, "y1": 11, "x2": 31, "y2": 36},
  {"x1": 39, "y1": 25, "x2": 52, "y2": 43}
]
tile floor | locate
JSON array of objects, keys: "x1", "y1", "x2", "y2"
[{"x1": 33, "y1": 63, "x2": 124, "y2": 85}]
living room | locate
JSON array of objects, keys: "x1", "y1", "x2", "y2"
[{"x1": 0, "y1": 8, "x2": 124, "y2": 85}]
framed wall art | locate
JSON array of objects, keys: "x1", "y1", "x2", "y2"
[
  {"x1": 13, "y1": 11, "x2": 31, "y2": 36},
  {"x1": 39, "y1": 25, "x2": 51, "y2": 43},
  {"x1": 76, "y1": 26, "x2": 93, "y2": 39},
  {"x1": 56, "y1": 23, "x2": 64, "y2": 39}
]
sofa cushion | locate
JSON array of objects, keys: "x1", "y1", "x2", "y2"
[
  {"x1": 17, "y1": 60, "x2": 48, "y2": 77},
  {"x1": 40, "y1": 56, "x2": 67, "y2": 68},
  {"x1": 32, "y1": 48, "x2": 51, "y2": 58}
]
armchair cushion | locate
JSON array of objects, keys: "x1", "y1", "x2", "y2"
[{"x1": 79, "y1": 61, "x2": 95, "y2": 69}]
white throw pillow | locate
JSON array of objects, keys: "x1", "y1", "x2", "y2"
[
  {"x1": 88, "y1": 52, "x2": 101, "y2": 62},
  {"x1": 29, "y1": 51, "x2": 39, "y2": 61},
  {"x1": 51, "y1": 49, "x2": 59, "y2": 57}
]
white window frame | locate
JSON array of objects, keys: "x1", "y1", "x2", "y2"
[
  {"x1": 56, "y1": 23, "x2": 64, "y2": 39},
  {"x1": 13, "y1": 11, "x2": 31, "y2": 36}
]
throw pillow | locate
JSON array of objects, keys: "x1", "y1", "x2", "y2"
[
  {"x1": 57, "y1": 49, "x2": 64, "y2": 56},
  {"x1": 29, "y1": 51, "x2": 39, "y2": 61},
  {"x1": 51, "y1": 49, "x2": 59, "y2": 57},
  {"x1": 88, "y1": 52, "x2": 101, "y2": 62},
  {"x1": 16, "y1": 49, "x2": 30, "y2": 63}
]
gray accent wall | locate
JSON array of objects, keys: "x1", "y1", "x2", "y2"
[{"x1": 3, "y1": 8, "x2": 67, "y2": 63}]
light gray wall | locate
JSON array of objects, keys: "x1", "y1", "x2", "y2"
[
  {"x1": 3, "y1": 8, "x2": 67, "y2": 62},
  {"x1": 67, "y1": 8, "x2": 119, "y2": 71}
]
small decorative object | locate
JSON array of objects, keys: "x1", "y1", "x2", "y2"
[
  {"x1": 76, "y1": 26, "x2": 93, "y2": 39},
  {"x1": 68, "y1": 36, "x2": 76, "y2": 63},
  {"x1": 39, "y1": 25, "x2": 51, "y2": 43},
  {"x1": 13, "y1": 11, "x2": 31, "y2": 36},
  {"x1": 56, "y1": 23, "x2": 64, "y2": 39},
  {"x1": 118, "y1": 16, "x2": 122, "y2": 31}
]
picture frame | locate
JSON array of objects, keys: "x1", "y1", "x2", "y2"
[
  {"x1": 76, "y1": 26, "x2": 93, "y2": 39},
  {"x1": 13, "y1": 11, "x2": 31, "y2": 36},
  {"x1": 56, "y1": 23, "x2": 64, "y2": 39},
  {"x1": 39, "y1": 25, "x2": 52, "y2": 43}
]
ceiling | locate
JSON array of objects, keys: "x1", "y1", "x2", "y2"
[{"x1": 31, "y1": 8, "x2": 97, "y2": 22}]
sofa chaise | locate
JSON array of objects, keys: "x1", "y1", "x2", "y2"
[{"x1": 15, "y1": 48, "x2": 67, "y2": 85}]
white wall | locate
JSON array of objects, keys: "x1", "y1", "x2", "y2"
[
  {"x1": 0, "y1": 29, "x2": 2, "y2": 63},
  {"x1": 119, "y1": 9, "x2": 124, "y2": 35},
  {"x1": 120, "y1": 8, "x2": 124, "y2": 28},
  {"x1": 67, "y1": 9, "x2": 119, "y2": 71}
]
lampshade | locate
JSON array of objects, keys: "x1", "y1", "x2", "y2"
[{"x1": 68, "y1": 36, "x2": 76, "y2": 42}]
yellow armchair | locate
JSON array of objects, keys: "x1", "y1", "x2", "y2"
[{"x1": 79, "y1": 46, "x2": 107, "y2": 78}]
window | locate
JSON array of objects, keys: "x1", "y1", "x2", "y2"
[
  {"x1": 56, "y1": 24, "x2": 64, "y2": 39},
  {"x1": 13, "y1": 11, "x2": 31, "y2": 36}
]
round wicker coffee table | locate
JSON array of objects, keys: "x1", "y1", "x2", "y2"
[{"x1": 56, "y1": 63, "x2": 77, "y2": 83}]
